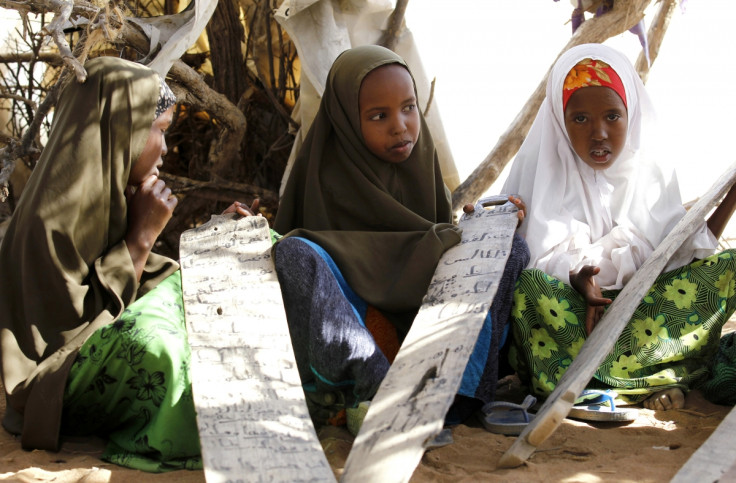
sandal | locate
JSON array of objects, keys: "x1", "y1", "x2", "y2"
[
  {"x1": 479, "y1": 394, "x2": 537, "y2": 435},
  {"x1": 568, "y1": 389, "x2": 639, "y2": 422}
]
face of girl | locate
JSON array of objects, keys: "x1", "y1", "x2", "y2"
[
  {"x1": 128, "y1": 106, "x2": 174, "y2": 186},
  {"x1": 359, "y1": 64, "x2": 420, "y2": 164},
  {"x1": 564, "y1": 86, "x2": 628, "y2": 171}
]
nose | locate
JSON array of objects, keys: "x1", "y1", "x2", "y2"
[
  {"x1": 591, "y1": 119, "x2": 607, "y2": 141},
  {"x1": 391, "y1": 115, "x2": 407, "y2": 135},
  {"x1": 161, "y1": 136, "x2": 168, "y2": 157}
]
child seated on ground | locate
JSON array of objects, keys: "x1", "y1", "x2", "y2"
[
  {"x1": 272, "y1": 44, "x2": 529, "y2": 429},
  {"x1": 0, "y1": 57, "x2": 258, "y2": 472},
  {"x1": 502, "y1": 43, "x2": 736, "y2": 411}
]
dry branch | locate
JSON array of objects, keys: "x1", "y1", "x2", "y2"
[
  {"x1": 169, "y1": 59, "x2": 246, "y2": 181},
  {"x1": 451, "y1": 0, "x2": 652, "y2": 212},
  {"x1": 45, "y1": 0, "x2": 87, "y2": 82},
  {"x1": 379, "y1": 0, "x2": 409, "y2": 51},
  {"x1": 0, "y1": 52, "x2": 64, "y2": 65},
  {"x1": 159, "y1": 172, "x2": 278, "y2": 205},
  {"x1": 636, "y1": 0, "x2": 678, "y2": 82}
]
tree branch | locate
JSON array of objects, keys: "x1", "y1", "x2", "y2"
[
  {"x1": 168, "y1": 59, "x2": 246, "y2": 181},
  {"x1": 635, "y1": 0, "x2": 678, "y2": 82},
  {"x1": 0, "y1": 51, "x2": 64, "y2": 65},
  {"x1": 159, "y1": 171, "x2": 278, "y2": 205},
  {"x1": 44, "y1": 0, "x2": 87, "y2": 82},
  {"x1": 378, "y1": 0, "x2": 409, "y2": 51}
]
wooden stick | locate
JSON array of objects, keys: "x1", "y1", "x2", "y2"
[
  {"x1": 636, "y1": 0, "x2": 678, "y2": 82},
  {"x1": 671, "y1": 405, "x2": 736, "y2": 482},
  {"x1": 498, "y1": 160, "x2": 736, "y2": 468},
  {"x1": 378, "y1": 0, "x2": 409, "y2": 51},
  {"x1": 158, "y1": 172, "x2": 278, "y2": 205}
]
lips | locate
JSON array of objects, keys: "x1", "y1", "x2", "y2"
[{"x1": 590, "y1": 145, "x2": 611, "y2": 163}]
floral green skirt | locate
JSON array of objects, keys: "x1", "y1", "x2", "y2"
[
  {"x1": 61, "y1": 271, "x2": 202, "y2": 472},
  {"x1": 508, "y1": 250, "x2": 736, "y2": 403}
]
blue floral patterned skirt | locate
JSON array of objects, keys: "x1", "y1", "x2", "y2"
[{"x1": 508, "y1": 250, "x2": 736, "y2": 403}]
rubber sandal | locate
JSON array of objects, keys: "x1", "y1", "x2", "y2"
[
  {"x1": 568, "y1": 389, "x2": 639, "y2": 422},
  {"x1": 479, "y1": 394, "x2": 537, "y2": 435}
]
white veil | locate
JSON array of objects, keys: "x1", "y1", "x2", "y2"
[{"x1": 502, "y1": 43, "x2": 716, "y2": 289}]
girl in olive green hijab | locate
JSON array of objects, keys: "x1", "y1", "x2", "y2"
[
  {"x1": 0, "y1": 57, "x2": 201, "y2": 471},
  {"x1": 274, "y1": 45, "x2": 462, "y2": 422},
  {"x1": 275, "y1": 46, "x2": 529, "y2": 428}
]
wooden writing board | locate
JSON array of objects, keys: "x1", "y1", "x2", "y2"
[
  {"x1": 499, "y1": 161, "x2": 736, "y2": 468},
  {"x1": 179, "y1": 215, "x2": 335, "y2": 483},
  {"x1": 671, "y1": 405, "x2": 736, "y2": 482},
  {"x1": 341, "y1": 198, "x2": 518, "y2": 482}
]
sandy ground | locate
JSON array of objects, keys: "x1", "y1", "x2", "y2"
[
  {"x1": 1, "y1": 383, "x2": 732, "y2": 483},
  {"x1": 2, "y1": 325, "x2": 735, "y2": 483}
]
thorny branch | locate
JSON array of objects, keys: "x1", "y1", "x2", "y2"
[{"x1": 45, "y1": 0, "x2": 87, "y2": 82}]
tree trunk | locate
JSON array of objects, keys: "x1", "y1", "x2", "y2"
[{"x1": 206, "y1": 0, "x2": 248, "y2": 104}]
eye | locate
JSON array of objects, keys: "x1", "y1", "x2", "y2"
[
  {"x1": 574, "y1": 114, "x2": 587, "y2": 123},
  {"x1": 607, "y1": 113, "x2": 621, "y2": 121},
  {"x1": 403, "y1": 104, "x2": 416, "y2": 112},
  {"x1": 369, "y1": 112, "x2": 385, "y2": 121}
]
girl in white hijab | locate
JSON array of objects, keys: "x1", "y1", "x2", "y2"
[{"x1": 503, "y1": 43, "x2": 736, "y2": 410}]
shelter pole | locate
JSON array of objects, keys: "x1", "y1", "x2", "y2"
[
  {"x1": 379, "y1": 0, "x2": 409, "y2": 51},
  {"x1": 636, "y1": 0, "x2": 678, "y2": 82}
]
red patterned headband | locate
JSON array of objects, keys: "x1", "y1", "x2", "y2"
[{"x1": 562, "y1": 58, "x2": 627, "y2": 111}]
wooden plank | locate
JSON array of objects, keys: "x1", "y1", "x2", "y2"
[
  {"x1": 341, "y1": 197, "x2": 518, "y2": 483},
  {"x1": 179, "y1": 215, "x2": 335, "y2": 483},
  {"x1": 499, "y1": 160, "x2": 736, "y2": 468},
  {"x1": 671, "y1": 405, "x2": 736, "y2": 483}
]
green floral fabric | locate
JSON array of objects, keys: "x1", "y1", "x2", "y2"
[
  {"x1": 61, "y1": 271, "x2": 202, "y2": 472},
  {"x1": 699, "y1": 331, "x2": 736, "y2": 405},
  {"x1": 509, "y1": 250, "x2": 736, "y2": 403}
]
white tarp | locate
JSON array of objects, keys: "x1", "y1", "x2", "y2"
[{"x1": 274, "y1": 0, "x2": 460, "y2": 195}]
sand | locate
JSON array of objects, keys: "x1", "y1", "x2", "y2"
[{"x1": 1, "y1": 370, "x2": 733, "y2": 482}]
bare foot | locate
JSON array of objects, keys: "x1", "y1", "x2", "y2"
[{"x1": 642, "y1": 388, "x2": 685, "y2": 410}]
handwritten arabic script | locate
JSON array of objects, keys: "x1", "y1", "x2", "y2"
[
  {"x1": 179, "y1": 215, "x2": 334, "y2": 483},
  {"x1": 342, "y1": 202, "x2": 518, "y2": 483}
]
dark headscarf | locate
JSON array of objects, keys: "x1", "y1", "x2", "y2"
[
  {"x1": 0, "y1": 57, "x2": 178, "y2": 450},
  {"x1": 274, "y1": 45, "x2": 462, "y2": 334}
]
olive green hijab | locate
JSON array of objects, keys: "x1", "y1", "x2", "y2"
[
  {"x1": 0, "y1": 57, "x2": 177, "y2": 450},
  {"x1": 274, "y1": 45, "x2": 462, "y2": 333}
]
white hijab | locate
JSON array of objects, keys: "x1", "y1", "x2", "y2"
[{"x1": 502, "y1": 43, "x2": 716, "y2": 289}]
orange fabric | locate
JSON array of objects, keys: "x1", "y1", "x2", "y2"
[
  {"x1": 327, "y1": 409, "x2": 347, "y2": 427},
  {"x1": 365, "y1": 306, "x2": 400, "y2": 363},
  {"x1": 563, "y1": 58, "x2": 627, "y2": 111}
]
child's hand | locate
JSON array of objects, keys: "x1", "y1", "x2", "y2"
[
  {"x1": 462, "y1": 203, "x2": 476, "y2": 214},
  {"x1": 125, "y1": 174, "x2": 178, "y2": 279},
  {"x1": 508, "y1": 195, "x2": 526, "y2": 228},
  {"x1": 222, "y1": 199, "x2": 261, "y2": 218},
  {"x1": 569, "y1": 265, "x2": 613, "y2": 335}
]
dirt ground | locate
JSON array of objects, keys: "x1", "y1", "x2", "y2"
[
  {"x1": 2, "y1": 324, "x2": 735, "y2": 482},
  {"x1": 1, "y1": 380, "x2": 734, "y2": 482}
]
